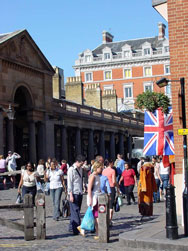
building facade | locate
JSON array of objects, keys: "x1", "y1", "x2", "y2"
[
  {"x1": 152, "y1": 0, "x2": 188, "y2": 224},
  {"x1": 0, "y1": 30, "x2": 144, "y2": 166},
  {"x1": 73, "y1": 23, "x2": 171, "y2": 113}
]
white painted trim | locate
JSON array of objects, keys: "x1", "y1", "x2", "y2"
[
  {"x1": 103, "y1": 84, "x2": 114, "y2": 90},
  {"x1": 164, "y1": 64, "x2": 170, "y2": 75}
]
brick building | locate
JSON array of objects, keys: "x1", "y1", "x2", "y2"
[
  {"x1": 73, "y1": 23, "x2": 171, "y2": 113},
  {"x1": 152, "y1": 0, "x2": 188, "y2": 224}
]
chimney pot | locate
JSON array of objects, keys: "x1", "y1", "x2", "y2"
[
  {"x1": 102, "y1": 31, "x2": 114, "y2": 44},
  {"x1": 158, "y1": 22, "x2": 166, "y2": 40}
]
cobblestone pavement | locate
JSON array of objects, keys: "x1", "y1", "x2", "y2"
[{"x1": 0, "y1": 187, "x2": 164, "y2": 251}]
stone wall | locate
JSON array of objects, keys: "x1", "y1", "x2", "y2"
[
  {"x1": 102, "y1": 89, "x2": 117, "y2": 113},
  {"x1": 65, "y1": 76, "x2": 83, "y2": 105},
  {"x1": 53, "y1": 66, "x2": 64, "y2": 99},
  {"x1": 85, "y1": 83, "x2": 102, "y2": 109}
]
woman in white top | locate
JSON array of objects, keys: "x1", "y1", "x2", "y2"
[
  {"x1": 45, "y1": 160, "x2": 66, "y2": 221},
  {"x1": 18, "y1": 162, "x2": 38, "y2": 204}
]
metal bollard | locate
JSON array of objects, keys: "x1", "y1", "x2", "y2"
[{"x1": 166, "y1": 184, "x2": 178, "y2": 239}]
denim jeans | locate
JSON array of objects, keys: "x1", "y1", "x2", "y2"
[
  {"x1": 160, "y1": 174, "x2": 169, "y2": 191},
  {"x1": 22, "y1": 185, "x2": 36, "y2": 205},
  {"x1": 153, "y1": 179, "x2": 160, "y2": 202},
  {"x1": 50, "y1": 187, "x2": 63, "y2": 220}
]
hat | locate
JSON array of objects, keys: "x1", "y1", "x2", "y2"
[{"x1": 8, "y1": 151, "x2": 12, "y2": 154}]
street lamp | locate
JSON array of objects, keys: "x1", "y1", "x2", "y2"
[
  {"x1": 156, "y1": 77, "x2": 188, "y2": 237},
  {"x1": 3, "y1": 104, "x2": 15, "y2": 120}
]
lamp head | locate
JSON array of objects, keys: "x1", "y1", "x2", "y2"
[{"x1": 156, "y1": 78, "x2": 169, "y2": 88}]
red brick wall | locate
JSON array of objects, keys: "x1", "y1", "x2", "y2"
[{"x1": 167, "y1": 0, "x2": 188, "y2": 174}]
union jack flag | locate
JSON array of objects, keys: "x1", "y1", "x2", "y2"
[{"x1": 143, "y1": 107, "x2": 175, "y2": 156}]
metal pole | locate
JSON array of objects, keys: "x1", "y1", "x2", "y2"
[{"x1": 181, "y1": 77, "x2": 188, "y2": 236}]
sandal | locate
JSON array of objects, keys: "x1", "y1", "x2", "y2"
[
  {"x1": 77, "y1": 226, "x2": 85, "y2": 237},
  {"x1": 94, "y1": 236, "x2": 99, "y2": 240}
]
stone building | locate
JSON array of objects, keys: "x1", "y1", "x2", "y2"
[
  {"x1": 0, "y1": 29, "x2": 144, "y2": 166},
  {"x1": 152, "y1": 0, "x2": 188, "y2": 224},
  {"x1": 73, "y1": 23, "x2": 171, "y2": 112}
]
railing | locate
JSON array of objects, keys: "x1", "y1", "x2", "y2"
[
  {"x1": 54, "y1": 99, "x2": 144, "y2": 129},
  {"x1": 74, "y1": 49, "x2": 168, "y2": 65}
]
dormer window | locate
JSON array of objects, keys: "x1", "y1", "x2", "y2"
[
  {"x1": 104, "y1": 53, "x2": 110, "y2": 60},
  {"x1": 124, "y1": 51, "x2": 130, "y2": 58},
  {"x1": 164, "y1": 46, "x2": 169, "y2": 53},
  {"x1": 85, "y1": 55, "x2": 91, "y2": 62},
  {"x1": 144, "y1": 48, "x2": 151, "y2": 55}
]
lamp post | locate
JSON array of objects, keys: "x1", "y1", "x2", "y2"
[
  {"x1": 156, "y1": 77, "x2": 188, "y2": 237},
  {"x1": 2, "y1": 104, "x2": 15, "y2": 152}
]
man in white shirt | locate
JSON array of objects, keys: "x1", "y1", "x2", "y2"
[
  {"x1": 67, "y1": 155, "x2": 85, "y2": 235},
  {"x1": 6, "y1": 151, "x2": 21, "y2": 188}
]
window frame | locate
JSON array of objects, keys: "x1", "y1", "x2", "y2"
[
  {"x1": 143, "y1": 82, "x2": 153, "y2": 92},
  {"x1": 144, "y1": 48, "x2": 151, "y2": 56},
  {"x1": 104, "y1": 70, "x2": 112, "y2": 80},
  {"x1": 164, "y1": 64, "x2": 170, "y2": 75},
  {"x1": 104, "y1": 52, "x2": 111, "y2": 60},
  {"x1": 124, "y1": 68, "x2": 132, "y2": 79},
  {"x1": 143, "y1": 66, "x2": 152, "y2": 77},
  {"x1": 123, "y1": 83, "x2": 133, "y2": 99},
  {"x1": 85, "y1": 72, "x2": 93, "y2": 82}
]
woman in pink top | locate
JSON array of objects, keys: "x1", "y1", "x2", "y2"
[
  {"x1": 102, "y1": 159, "x2": 117, "y2": 225},
  {"x1": 119, "y1": 162, "x2": 137, "y2": 205}
]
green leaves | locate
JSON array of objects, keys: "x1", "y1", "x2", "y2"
[{"x1": 136, "y1": 91, "x2": 170, "y2": 114}]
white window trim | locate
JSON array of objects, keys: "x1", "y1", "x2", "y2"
[
  {"x1": 123, "y1": 83, "x2": 133, "y2": 99},
  {"x1": 103, "y1": 84, "x2": 114, "y2": 90},
  {"x1": 164, "y1": 64, "x2": 170, "y2": 75},
  {"x1": 103, "y1": 52, "x2": 111, "y2": 60},
  {"x1": 143, "y1": 48, "x2": 151, "y2": 56},
  {"x1": 85, "y1": 72, "x2": 93, "y2": 82},
  {"x1": 143, "y1": 81, "x2": 153, "y2": 92},
  {"x1": 143, "y1": 66, "x2": 152, "y2": 77},
  {"x1": 124, "y1": 68, "x2": 132, "y2": 79},
  {"x1": 104, "y1": 70, "x2": 112, "y2": 81},
  {"x1": 85, "y1": 55, "x2": 92, "y2": 63},
  {"x1": 165, "y1": 82, "x2": 172, "y2": 97}
]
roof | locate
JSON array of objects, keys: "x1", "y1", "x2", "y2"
[
  {"x1": 0, "y1": 29, "x2": 55, "y2": 74},
  {"x1": 0, "y1": 30, "x2": 25, "y2": 44},
  {"x1": 152, "y1": 0, "x2": 167, "y2": 7},
  {"x1": 92, "y1": 36, "x2": 165, "y2": 55}
]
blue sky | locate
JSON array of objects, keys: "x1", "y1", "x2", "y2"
[{"x1": 1, "y1": 0, "x2": 167, "y2": 81}]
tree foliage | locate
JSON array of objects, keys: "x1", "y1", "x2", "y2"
[{"x1": 136, "y1": 91, "x2": 170, "y2": 114}]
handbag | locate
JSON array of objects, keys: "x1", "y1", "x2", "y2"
[
  {"x1": 16, "y1": 193, "x2": 23, "y2": 204},
  {"x1": 62, "y1": 196, "x2": 70, "y2": 218},
  {"x1": 80, "y1": 206, "x2": 95, "y2": 231},
  {"x1": 114, "y1": 196, "x2": 120, "y2": 212},
  {"x1": 118, "y1": 195, "x2": 123, "y2": 207}
]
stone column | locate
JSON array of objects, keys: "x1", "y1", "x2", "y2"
[
  {"x1": 75, "y1": 127, "x2": 81, "y2": 156},
  {"x1": 29, "y1": 121, "x2": 37, "y2": 164},
  {"x1": 88, "y1": 129, "x2": 94, "y2": 162},
  {"x1": 37, "y1": 122, "x2": 46, "y2": 159},
  {"x1": 127, "y1": 135, "x2": 132, "y2": 159},
  {"x1": 99, "y1": 130, "x2": 105, "y2": 158},
  {"x1": 7, "y1": 119, "x2": 14, "y2": 152},
  {"x1": 0, "y1": 112, "x2": 4, "y2": 154},
  {"x1": 110, "y1": 132, "x2": 115, "y2": 161},
  {"x1": 119, "y1": 133, "x2": 124, "y2": 156},
  {"x1": 61, "y1": 126, "x2": 68, "y2": 160},
  {"x1": 45, "y1": 118, "x2": 55, "y2": 159}
]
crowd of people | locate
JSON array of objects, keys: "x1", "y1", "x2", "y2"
[{"x1": 0, "y1": 151, "x2": 171, "y2": 240}]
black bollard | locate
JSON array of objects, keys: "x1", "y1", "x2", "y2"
[
  {"x1": 166, "y1": 184, "x2": 178, "y2": 239},
  {"x1": 183, "y1": 187, "x2": 188, "y2": 236}
]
